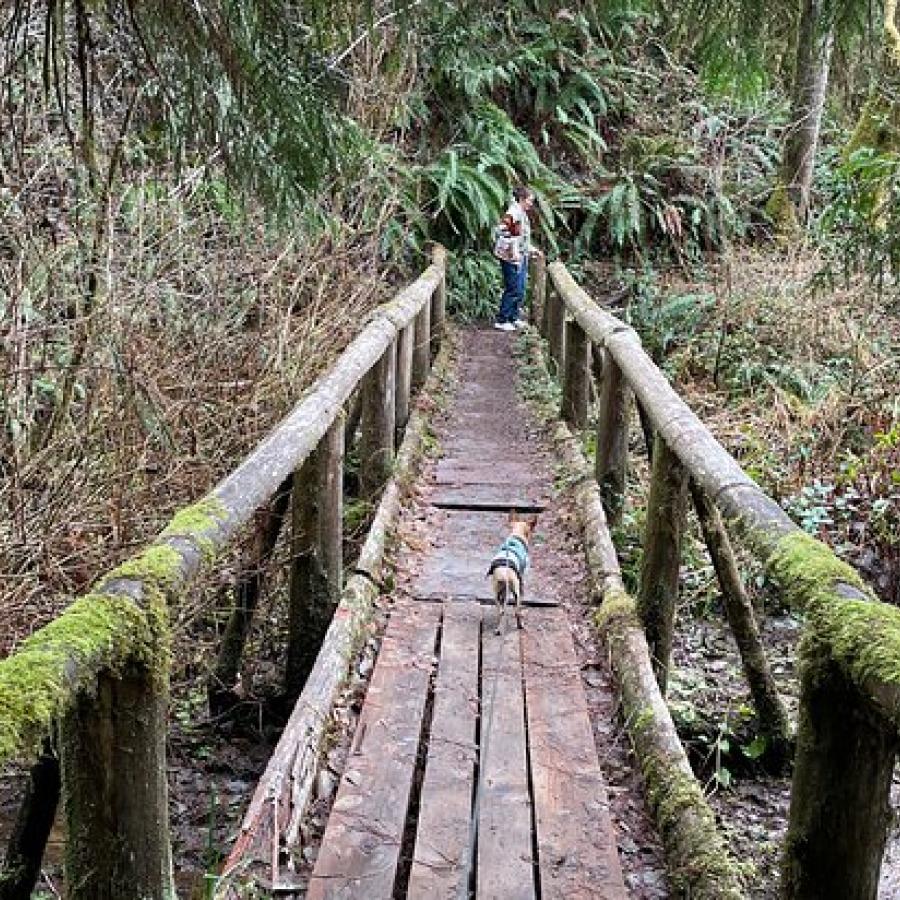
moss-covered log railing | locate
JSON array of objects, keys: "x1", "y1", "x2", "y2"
[
  {"x1": 537, "y1": 259, "x2": 899, "y2": 900},
  {"x1": 0, "y1": 248, "x2": 447, "y2": 899}
]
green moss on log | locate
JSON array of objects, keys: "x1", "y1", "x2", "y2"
[
  {"x1": 769, "y1": 532, "x2": 900, "y2": 717},
  {"x1": 597, "y1": 596, "x2": 745, "y2": 897},
  {"x1": 0, "y1": 544, "x2": 182, "y2": 766},
  {"x1": 0, "y1": 594, "x2": 149, "y2": 764},
  {"x1": 804, "y1": 598, "x2": 900, "y2": 699},
  {"x1": 160, "y1": 496, "x2": 227, "y2": 562},
  {"x1": 766, "y1": 531, "x2": 874, "y2": 610},
  {"x1": 594, "y1": 589, "x2": 640, "y2": 631}
]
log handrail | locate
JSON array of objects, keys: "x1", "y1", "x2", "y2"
[
  {"x1": 542, "y1": 258, "x2": 900, "y2": 899},
  {"x1": 0, "y1": 257, "x2": 445, "y2": 769},
  {"x1": 0, "y1": 249, "x2": 447, "y2": 898}
]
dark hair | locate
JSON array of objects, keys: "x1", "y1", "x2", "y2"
[{"x1": 512, "y1": 185, "x2": 532, "y2": 201}]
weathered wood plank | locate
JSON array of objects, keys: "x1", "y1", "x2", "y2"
[
  {"x1": 407, "y1": 603, "x2": 481, "y2": 899},
  {"x1": 522, "y1": 607, "x2": 626, "y2": 900},
  {"x1": 476, "y1": 626, "x2": 534, "y2": 900},
  {"x1": 307, "y1": 603, "x2": 439, "y2": 899}
]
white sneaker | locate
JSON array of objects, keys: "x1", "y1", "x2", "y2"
[
  {"x1": 513, "y1": 319, "x2": 527, "y2": 329},
  {"x1": 493, "y1": 321, "x2": 515, "y2": 331}
]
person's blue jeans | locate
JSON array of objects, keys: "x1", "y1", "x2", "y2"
[{"x1": 497, "y1": 257, "x2": 528, "y2": 323}]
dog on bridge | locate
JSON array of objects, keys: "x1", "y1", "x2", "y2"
[{"x1": 486, "y1": 511, "x2": 538, "y2": 634}]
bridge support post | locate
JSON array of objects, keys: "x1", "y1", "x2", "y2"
[
  {"x1": 595, "y1": 349, "x2": 631, "y2": 529},
  {"x1": 0, "y1": 737, "x2": 60, "y2": 899},
  {"x1": 547, "y1": 285, "x2": 565, "y2": 374},
  {"x1": 361, "y1": 340, "x2": 397, "y2": 499},
  {"x1": 690, "y1": 481, "x2": 792, "y2": 766},
  {"x1": 412, "y1": 302, "x2": 431, "y2": 391},
  {"x1": 532, "y1": 249, "x2": 547, "y2": 334},
  {"x1": 562, "y1": 319, "x2": 590, "y2": 428},
  {"x1": 396, "y1": 323, "x2": 414, "y2": 438},
  {"x1": 637, "y1": 434, "x2": 687, "y2": 693},
  {"x1": 60, "y1": 668, "x2": 174, "y2": 900},
  {"x1": 430, "y1": 246, "x2": 446, "y2": 358},
  {"x1": 286, "y1": 415, "x2": 345, "y2": 698},
  {"x1": 782, "y1": 661, "x2": 897, "y2": 899}
]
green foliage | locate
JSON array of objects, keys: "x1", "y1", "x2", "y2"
[
  {"x1": 629, "y1": 286, "x2": 715, "y2": 363},
  {"x1": 784, "y1": 421, "x2": 900, "y2": 604},
  {"x1": 817, "y1": 147, "x2": 900, "y2": 299},
  {"x1": 447, "y1": 251, "x2": 501, "y2": 320}
]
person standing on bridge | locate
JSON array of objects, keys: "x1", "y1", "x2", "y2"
[{"x1": 493, "y1": 185, "x2": 537, "y2": 331}]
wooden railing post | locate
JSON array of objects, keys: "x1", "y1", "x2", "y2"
[
  {"x1": 209, "y1": 479, "x2": 292, "y2": 713},
  {"x1": 690, "y1": 481, "x2": 791, "y2": 764},
  {"x1": 286, "y1": 415, "x2": 345, "y2": 698},
  {"x1": 595, "y1": 348, "x2": 630, "y2": 529},
  {"x1": 531, "y1": 250, "x2": 546, "y2": 332},
  {"x1": 395, "y1": 322, "x2": 414, "y2": 438},
  {"x1": 1, "y1": 737, "x2": 60, "y2": 897},
  {"x1": 61, "y1": 669, "x2": 173, "y2": 899},
  {"x1": 782, "y1": 664, "x2": 898, "y2": 899},
  {"x1": 636, "y1": 434, "x2": 688, "y2": 693},
  {"x1": 360, "y1": 340, "x2": 397, "y2": 499},
  {"x1": 562, "y1": 319, "x2": 590, "y2": 427},
  {"x1": 412, "y1": 301, "x2": 431, "y2": 391},
  {"x1": 547, "y1": 284, "x2": 565, "y2": 373},
  {"x1": 430, "y1": 246, "x2": 447, "y2": 358}
]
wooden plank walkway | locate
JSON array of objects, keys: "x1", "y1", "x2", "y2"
[{"x1": 309, "y1": 329, "x2": 626, "y2": 898}]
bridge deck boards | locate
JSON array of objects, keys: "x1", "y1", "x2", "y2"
[
  {"x1": 309, "y1": 329, "x2": 626, "y2": 898},
  {"x1": 524, "y1": 608, "x2": 626, "y2": 899},
  {"x1": 407, "y1": 603, "x2": 480, "y2": 899},
  {"x1": 307, "y1": 604, "x2": 440, "y2": 900},
  {"x1": 476, "y1": 622, "x2": 535, "y2": 900}
]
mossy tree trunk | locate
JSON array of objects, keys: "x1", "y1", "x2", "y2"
[
  {"x1": 781, "y1": 658, "x2": 897, "y2": 899},
  {"x1": 691, "y1": 482, "x2": 792, "y2": 767},
  {"x1": 61, "y1": 666, "x2": 173, "y2": 899},
  {"x1": 849, "y1": 0, "x2": 900, "y2": 153},
  {"x1": 777, "y1": 0, "x2": 834, "y2": 225},
  {"x1": 0, "y1": 739, "x2": 60, "y2": 899},
  {"x1": 637, "y1": 434, "x2": 688, "y2": 693}
]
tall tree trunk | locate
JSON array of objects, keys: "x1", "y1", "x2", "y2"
[
  {"x1": 773, "y1": 0, "x2": 834, "y2": 227},
  {"x1": 846, "y1": 0, "x2": 900, "y2": 158}
]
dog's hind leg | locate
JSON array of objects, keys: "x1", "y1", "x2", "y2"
[{"x1": 494, "y1": 578, "x2": 510, "y2": 636}]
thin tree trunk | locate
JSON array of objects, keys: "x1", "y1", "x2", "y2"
[{"x1": 779, "y1": 0, "x2": 834, "y2": 224}]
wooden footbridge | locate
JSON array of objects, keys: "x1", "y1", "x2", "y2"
[{"x1": 2, "y1": 248, "x2": 898, "y2": 900}]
